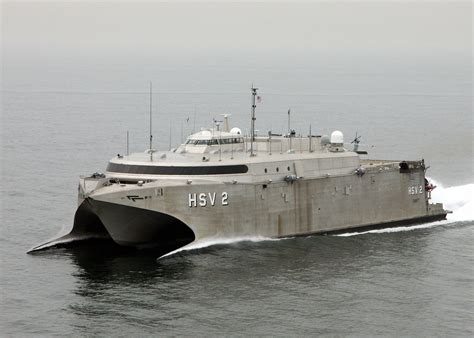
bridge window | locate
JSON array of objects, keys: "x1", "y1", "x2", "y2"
[
  {"x1": 186, "y1": 137, "x2": 243, "y2": 145},
  {"x1": 107, "y1": 163, "x2": 249, "y2": 175}
]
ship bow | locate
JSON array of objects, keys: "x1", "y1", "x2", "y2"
[{"x1": 86, "y1": 198, "x2": 195, "y2": 252}]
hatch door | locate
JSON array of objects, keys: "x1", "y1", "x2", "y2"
[{"x1": 294, "y1": 161, "x2": 305, "y2": 178}]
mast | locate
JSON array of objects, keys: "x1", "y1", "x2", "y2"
[
  {"x1": 309, "y1": 124, "x2": 312, "y2": 153},
  {"x1": 169, "y1": 121, "x2": 172, "y2": 150},
  {"x1": 288, "y1": 108, "x2": 292, "y2": 152},
  {"x1": 149, "y1": 82, "x2": 153, "y2": 151},
  {"x1": 218, "y1": 123, "x2": 222, "y2": 162},
  {"x1": 250, "y1": 86, "x2": 258, "y2": 156},
  {"x1": 193, "y1": 105, "x2": 196, "y2": 134},
  {"x1": 288, "y1": 108, "x2": 291, "y2": 136},
  {"x1": 127, "y1": 130, "x2": 129, "y2": 156}
]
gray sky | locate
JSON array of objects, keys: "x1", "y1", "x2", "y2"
[{"x1": 2, "y1": 0, "x2": 472, "y2": 59}]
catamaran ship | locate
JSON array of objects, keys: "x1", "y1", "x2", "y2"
[{"x1": 30, "y1": 87, "x2": 448, "y2": 255}]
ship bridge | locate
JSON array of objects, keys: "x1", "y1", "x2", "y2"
[{"x1": 178, "y1": 128, "x2": 244, "y2": 154}]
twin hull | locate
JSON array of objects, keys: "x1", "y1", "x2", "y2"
[{"x1": 75, "y1": 165, "x2": 446, "y2": 251}]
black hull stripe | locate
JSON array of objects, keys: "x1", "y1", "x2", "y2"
[{"x1": 106, "y1": 163, "x2": 248, "y2": 175}]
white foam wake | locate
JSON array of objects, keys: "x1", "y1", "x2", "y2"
[
  {"x1": 337, "y1": 179, "x2": 474, "y2": 237},
  {"x1": 430, "y1": 179, "x2": 474, "y2": 222},
  {"x1": 159, "y1": 236, "x2": 282, "y2": 259}
]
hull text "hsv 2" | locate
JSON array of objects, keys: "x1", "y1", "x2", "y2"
[{"x1": 188, "y1": 192, "x2": 229, "y2": 207}]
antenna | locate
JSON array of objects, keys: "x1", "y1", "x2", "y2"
[
  {"x1": 268, "y1": 131, "x2": 272, "y2": 155},
  {"x1": 250, "y1": 85, "x2": 258, "y2": 157},
  {"x1": 169, "y1": 121, "x2": 172, "y2": 150},
  {"x1": 351, "y1": 131, "x2": 361, "y2": 152},
  {"x1": 288, "y1": 108, "x2": 292, "y2": 152},
  {"x1": 185, "y1": 116, "x2": 190, "y2": 138},
  {"x1": 212, "y1": 118, "x2": 223, "y2": 161},
  {"x1": 309, "y1": 124, "x2": 312, "y2": 153},
  {"x1": 126, "y1": 130, "x2": 129, "y2": 156},
  {"x1": 193, "y1": 105, "x2": 196, "y2": 134},
  {"x1": 288, "y1": 108, "x2": 291, "y2": 136},
  {"x1": 149, "y1": 82, "x2": 153, "y2": 151}
]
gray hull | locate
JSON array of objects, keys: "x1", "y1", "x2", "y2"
[
  {"x1": 70, "y1": 161, "x2": 446, "y2": 255},
  {"x1": 85, "y1": 198, "x2": 195, "y2": 250}
]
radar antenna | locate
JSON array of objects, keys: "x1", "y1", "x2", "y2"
[
  {"x1": 351, "y1": 132, "x2": 362, "y2": 152},
  {"x1": 212, "y1": 118, "x2": 223, "y2": 131},
  {"x1": 350, "y1": 132, "x2": 369, "y2": 154}
]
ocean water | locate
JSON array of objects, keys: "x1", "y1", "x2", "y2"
[{"x1": 1, "y1": 53, "x2": 473, "y2": 335}]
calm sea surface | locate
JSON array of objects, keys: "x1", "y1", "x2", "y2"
[{"x1": 1, "y1": 54, "x2": 473, "y2": 335}]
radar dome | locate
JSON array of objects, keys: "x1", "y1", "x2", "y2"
[
  {"x1": 330, "y1": 130, "x2": 344, "y2": 144},
  {"x1": 230, "y1": 127, "x2": 242, "y2": 135},
  {"x1": 321, "y1": 135, "x2": 330, "y2": 146}
]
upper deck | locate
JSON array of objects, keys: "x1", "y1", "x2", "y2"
[
  {"x1": 102, "y1": 113, "x2": 423, "y2": 183},
  {"x1": 103, "y1": 124, "x2": 364, "y2": 183}
]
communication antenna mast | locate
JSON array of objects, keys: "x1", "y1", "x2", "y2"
[
  {"x1": 351, "y1": 131, "x2": 362, "y2": 153},
  {"x1": 127, "y1": 130, "x2": 129, "y2": 156},
  {"x1": 214, "y1": 119, "x2": 223, "y2": 162},
  {"x1": 288, "y1": 108, "x2": 292, "y2": 152},
  {"x1": 309, "y1": 124, "x2": 312, "y2": 153},
  {"x1": 149, "y1": 82, "x2": 153, "y2": 151},
  {"x1": 169, "y1": 121, "x2": 172, "y2": 150},
  {"x1": 287, "y1": 108, "x2": 291, "y2": 136},
  {"x1": 250, "y1": 86, "x2": 258, "y2": 157},
  {"x1": 193, "y1": 105, "x2": 197, "y2": 134}
]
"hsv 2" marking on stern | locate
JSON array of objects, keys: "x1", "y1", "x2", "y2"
[{"x1": 408, "y1": 185, "x2": 423, "y2": 195}]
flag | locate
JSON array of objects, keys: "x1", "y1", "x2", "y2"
[{"x1": 257, "y1": 95, "x2": 262, "y2": 103}]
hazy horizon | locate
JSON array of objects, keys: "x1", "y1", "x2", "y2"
[{"x1": 3, "y1": 1, "x2": 472, "y2": 59}]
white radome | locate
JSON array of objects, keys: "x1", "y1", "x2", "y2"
[
  {"x1": 330, "y1": 130, "x2": 344, "y2": 144},
  {"x1": 230, "y1": 127, "x2": 242, "y2": 135}
]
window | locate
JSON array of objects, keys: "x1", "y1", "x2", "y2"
[{"x1": 106, "y1": 163, "x2": 249, "y2": 175}]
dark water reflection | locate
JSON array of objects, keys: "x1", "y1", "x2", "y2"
[
  {"x1": 54, "y1": 226, "x2": 471, "y2": 336},
  {"x1": 66, "y1": 229, "x2": 434, "y2": 291}
]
